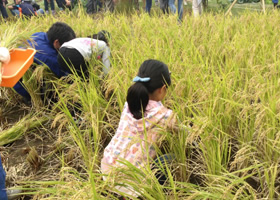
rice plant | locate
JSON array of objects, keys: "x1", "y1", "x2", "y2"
[{"x1": 1, "y1": 7, "x2": 280, "y2": 199}]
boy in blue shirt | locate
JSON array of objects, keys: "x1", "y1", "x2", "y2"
[{"x1": 13, "y1": 22, "x2": 76, "y2": 103}]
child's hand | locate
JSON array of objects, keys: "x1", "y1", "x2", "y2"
[
  {"x1": 65, "y1": 0, "x2": 71, "y2": 6},
  {"x1": 0, "y1": 47, "x2": 10, "y2": 64}
]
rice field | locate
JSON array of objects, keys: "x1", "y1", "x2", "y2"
[{"x1": 1, "y1": 6, "x2": 280, "y2": 199}]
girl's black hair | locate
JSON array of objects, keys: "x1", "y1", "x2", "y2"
[
  {"x1": 88, "y1": 30, "x2": 111, "y2": 44},
  {"x1": 127, "y1": 59, "x2": 171, "y2": 120}
]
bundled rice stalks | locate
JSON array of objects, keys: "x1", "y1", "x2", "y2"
[
  {"x1": 0, "y1": 114, "x2": 48, "y2": 146},
  {"x1": 23, "y1": 65, "x2": 59, "y2": 109}
]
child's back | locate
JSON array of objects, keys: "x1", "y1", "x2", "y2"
[
  {"x1": 20, "y1": 1, "x2": 36, "y2": 16},
  {"x1": 9, "y1": 0, "x2": 37, "y2": 17},
  {"x1": 101, "y1": 59, "x2": 174, "y2": 196},
  {"x1": 58, "y1": 31, "x2": 111, "y2": 77},
  {"x1": 101, "y1": 100, "x2": 173, "y2": 171}
]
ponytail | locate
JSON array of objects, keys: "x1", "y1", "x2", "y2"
[
  {"x1": 126, "y1": 82, "x2": 149, "y2": 120},
  {"x1": 126, "y1": 59, "x2": 171, "y2": 120},
  {"x1": 89, "y1": 30, "x2": 110, "y2": 44}
]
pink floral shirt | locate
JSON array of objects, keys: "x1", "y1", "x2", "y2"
[{"x1": 101, "y1": 100, "x2": 174, "y2": 173}]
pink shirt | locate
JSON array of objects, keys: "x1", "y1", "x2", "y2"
[{"x1": 101, "y1": 100, "x2": 174, "y2": 173}]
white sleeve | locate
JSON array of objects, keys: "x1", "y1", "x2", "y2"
[{"x1": 101, "y1": 45, "x2": 111, "y2": 75}]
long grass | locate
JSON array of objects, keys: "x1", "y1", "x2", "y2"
[{"x1": 1, "y1": 8, "x2": 280, "y2": 199}]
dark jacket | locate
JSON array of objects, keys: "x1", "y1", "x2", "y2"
[
  {"x1": 12, "y1": 1, "x2": 36, "y2": 17},
  {"x1": 20, "y1": 1, "x2": 36, "y2": 16}
]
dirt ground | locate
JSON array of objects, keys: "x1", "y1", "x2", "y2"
[{"x1": 0, "y1": 100, "x2": 62, "y2": 199}]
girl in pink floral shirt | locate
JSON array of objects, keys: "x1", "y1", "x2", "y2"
[{"x1": 101, "y1": 59, "x2": 175, "y2": 196}]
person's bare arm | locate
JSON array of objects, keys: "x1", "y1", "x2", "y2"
[{"x1": 65, "y1": 0, "x2": 71, "y2": 6}]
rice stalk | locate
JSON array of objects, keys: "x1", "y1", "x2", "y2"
[
  {"x1": 2, "y1": 8, "x2": 280, "y2": 199},
  {"x1": 0, "y1": 114, "x2": 48, "y2": 146}
]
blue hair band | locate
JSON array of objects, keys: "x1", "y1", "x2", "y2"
[{"x1": 133, "y1": 76, "x2": 151, "y2": 83}]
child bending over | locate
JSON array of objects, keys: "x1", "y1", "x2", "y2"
[
  {"x1": 101, "y1": 59, "x2": 175, "y2": 197},
  {"x1": 57, "y1": 30, "x2": 111, "y2": 78},
  {"x1": 8, "y1": 0, "x2": 38, "y2": 17}
]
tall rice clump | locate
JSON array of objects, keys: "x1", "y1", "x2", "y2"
[{"x1": 2, "y1": 8, "x2": 280, "y2": 200}]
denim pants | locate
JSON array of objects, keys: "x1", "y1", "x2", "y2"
[
  {"x1": 0, "y1": 3, "x2": 8, "y2": 19},
  {"x1": 0, "y1": 155, "x2": 7, "y2": 200},
  {"x1": 37, "y1": 8, "x2": 45, "y2": 15},
  {"x1": 44, "y1": 0, "x2": 55, "y2": 11},
  {"x1": 152, "y1": 154, "x2": 175, "y2": 185},
  {"x1": 145, "y1": 0, "x2": 152, "y2": 14},
  {"x1": 168, "y1": 0, "x2": 183, "y2": 20},
  {"x1": 10, "y1": 9, "x2": 20, "y2": 16}
]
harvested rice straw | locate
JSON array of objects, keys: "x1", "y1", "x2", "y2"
[{"x1": 0, "y1": 115, "x2": 48, "y2": 146}]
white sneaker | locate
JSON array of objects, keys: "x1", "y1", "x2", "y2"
[
  {"x1": 184, "y1": 0, "x2": 187, "y2": 5},
  {"x1": 6, "y1": 189, "x2": 22, "y2": 200}
]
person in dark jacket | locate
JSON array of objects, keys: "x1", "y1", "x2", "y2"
[
  {"x1": 0, "y1": 0, "x2": 8, "y2": 19},
  {"x1": 13, "y1": 22, "x2": 76, "y2": 102},
  {"x1": 8, "y1": 0, "x2": 44, "y2": 17},
  {"x1": 8, "y1": 0, "x2": 37, "y2": 17}
]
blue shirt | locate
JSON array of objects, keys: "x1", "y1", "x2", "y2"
[
  {"x1": 0, "y1": 155, "x2": 7, "y2": 200},
  {"x1": 13, "y1": 32, "x2": 67, "y2": 99},
  {"x1": 28, "y1": 32, "x2": 67, "y2": 77}
]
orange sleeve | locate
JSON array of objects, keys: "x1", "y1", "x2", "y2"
[{"x1": 18, "y1": 7, "x2": 22, "y2": 17}]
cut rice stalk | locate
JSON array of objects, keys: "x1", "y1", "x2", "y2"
[{"x1": 0, "y1": 115, "x2": 48, "y2": 146}]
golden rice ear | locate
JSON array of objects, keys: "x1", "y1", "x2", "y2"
[
  {"x1": 65, "y1": 148, "x2": 77, "y2": 164},
  {"x1": 26, "y1": 147, "x2": 42, "y2": 171}
]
